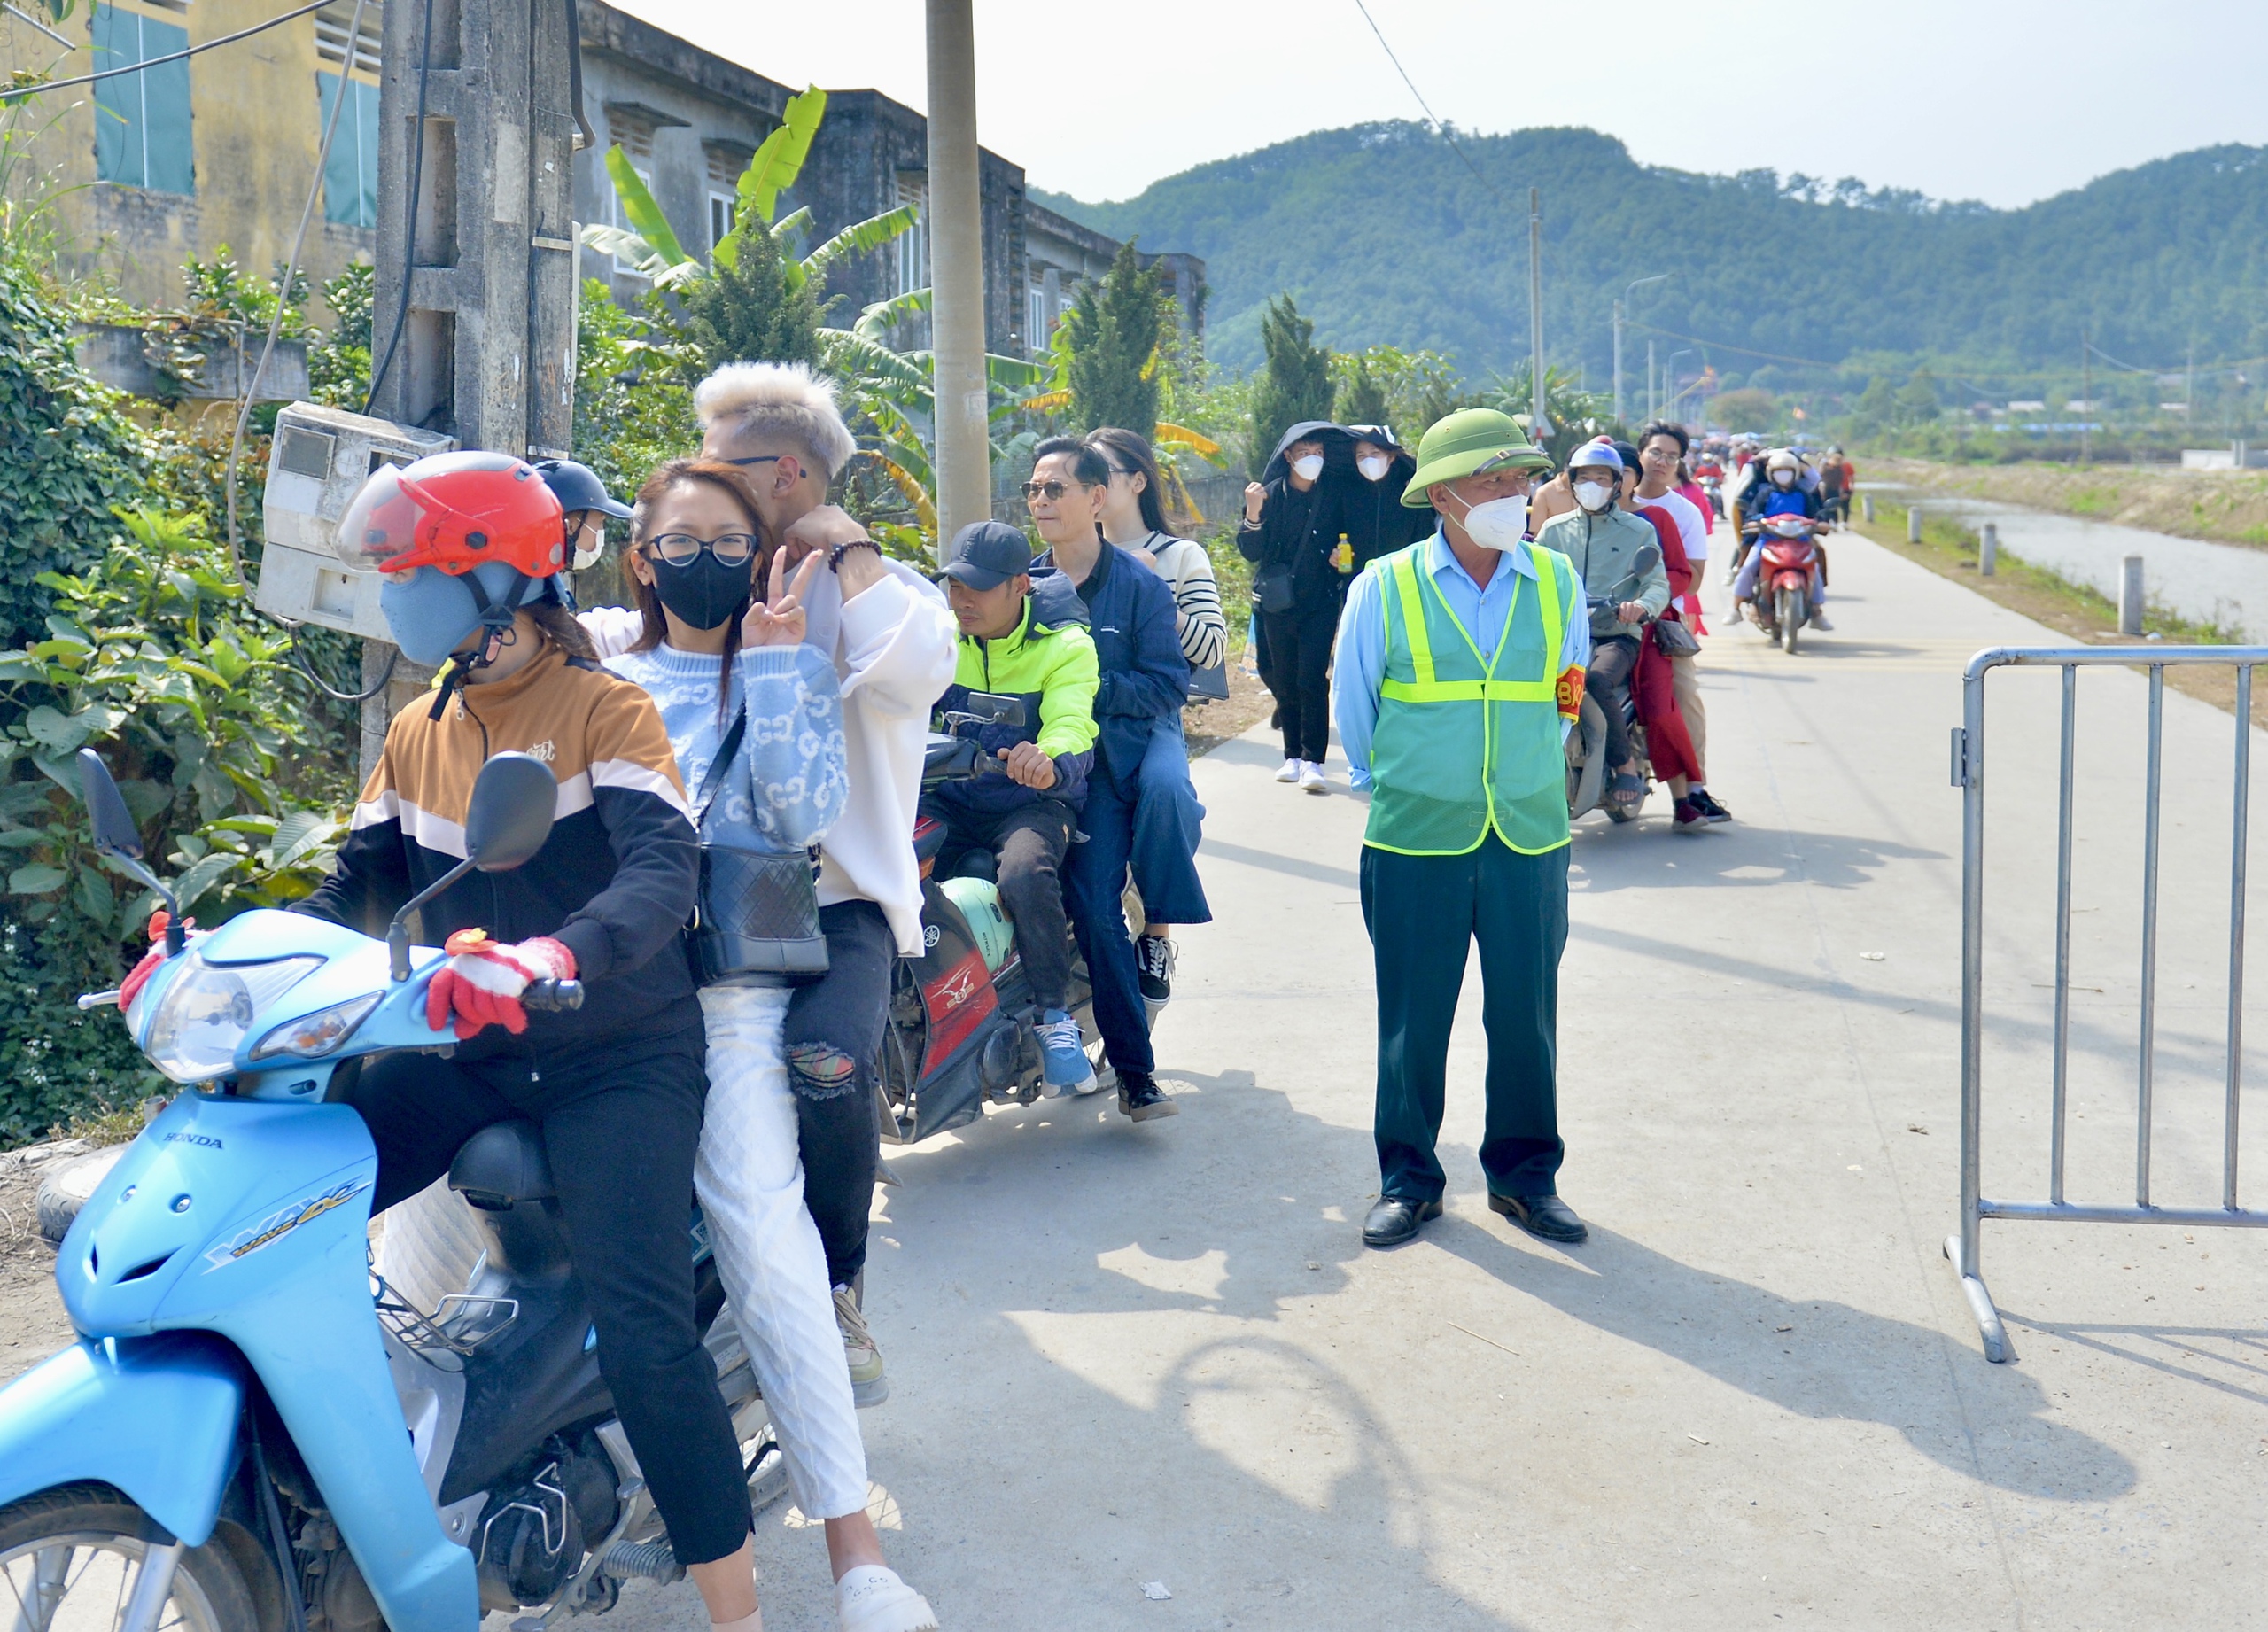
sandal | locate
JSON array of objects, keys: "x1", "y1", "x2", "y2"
[{"x1": 1608, "y1": 771, "x2": 1646, "y2": 809}]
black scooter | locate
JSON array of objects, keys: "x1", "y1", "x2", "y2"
[{"x1": 875, "y1": 694, "x2": 1106, "y2": 1144}]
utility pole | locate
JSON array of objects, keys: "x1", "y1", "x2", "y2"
[
  {"x1": 1646, "y1": 338, "x2": 1657, "y2": 423},
  {"x1": 2080, "y1": 326, "x2": 2092, "y2": 466},
  {"x1": 1611, "y1": 299, "x2": 1622, "y2": 426},
  {"x1": 925, "y1": 0, "x2": 990, "y2": 556},
  {"x1": 1527, "y1": 187, "x2": 1549, "y2": 438},
  {"x1": 367, "y1": 0, "x2": 578, "y2": 773}
]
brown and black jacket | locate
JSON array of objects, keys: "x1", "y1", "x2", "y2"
[{"x1": 299, "y1": 641, "x2": 702, "y2": 1066}]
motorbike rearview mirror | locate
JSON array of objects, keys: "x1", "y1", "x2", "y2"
[
  {"x1": 387, "y1": 752, "x2": 557, "y2": 983},
  {"x1": 1633, "y1": 542, "x2": 1661, "y2": 576},
  {"x1": 464, "y1": 752, "x2": 558, "y2": 874},
  {"x1": 77, "y1": 750, "x2": 183, "y2": 956},
  {"x1": 957, "y1": 691, "x2": 1028, "y2": 730}
]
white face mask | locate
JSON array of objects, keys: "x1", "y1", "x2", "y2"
[
  {"x1": 1573, "y1": 478, "x2": 1615, "y2": 512},
  {"x1": 1357, "y1": 453, "x2": 1393, "y2": 482},
  {"x1": 1772, "y1": 469, "x2": 1797, "y2": 487},
  {"x1": 1456, "y1": 493, "x2": 1529, "y2": 550},
  {"x1": 1290, "y1": 454, "x2": 1325, "y2": 482}
]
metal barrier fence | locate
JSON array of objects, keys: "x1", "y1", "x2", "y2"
[{"x1": 1950, "y1": 645, "x2": 2268, "y2": 1363}]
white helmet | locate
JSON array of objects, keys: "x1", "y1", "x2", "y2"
[{"x1": 1767, "y1": 448, "x2": 1803, "y2": 473}]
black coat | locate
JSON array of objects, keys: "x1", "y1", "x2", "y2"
[
  {"x1": 1236, "y1": 420, "x2": 1354, "y2": 618},
  {"x1": 1334, "y1": 438, "x2": 1434, "y2": 573}
]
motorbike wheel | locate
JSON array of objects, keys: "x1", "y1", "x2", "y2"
[
  {"x1": 1604, "y1": 802, "x2": 1636, "y2": 825},
  {"x1": 1776, "y1": 587, "x2": 1801, "y2": 654},
  {"x1": 0, "y1": 1482, "x2": 258, "y2": 1632}
]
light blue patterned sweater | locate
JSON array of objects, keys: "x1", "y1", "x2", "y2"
[{"x1": 604, "y1": 642, "x2": 848, "y2": 853}]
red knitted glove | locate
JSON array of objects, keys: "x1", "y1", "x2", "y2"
[{"x1": 423, "y1": 929, "x2": 577, "y2": 1040}]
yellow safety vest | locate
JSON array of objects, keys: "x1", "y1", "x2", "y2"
[{"x1": 1365, "y1": 540, "x2": 1573, "y2": 856}]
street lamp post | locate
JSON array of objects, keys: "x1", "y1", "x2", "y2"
[
  {"x1": 1612, "y1": 273, "x2": 1666, "y2": 427},
  {"x1": 1664, "y1": 349, "x2": 1695, "y2": 422}
]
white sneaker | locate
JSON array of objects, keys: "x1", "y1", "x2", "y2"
[
  {"x1": 837, "y1": 1564, "x2": 939, "y2": 1632},
  {"x1": 1810, "y1": 608, "x2": 1834, "y2": 631},
  {"x1": 1299, "y1": 761, "x2": 1327, "y2": 794},
  {"x1": 1275, "y1": 758, "x2": 1301, "y2": 783}
]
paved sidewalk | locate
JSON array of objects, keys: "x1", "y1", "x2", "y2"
[{"x1": 664, "y1": 529, "x2": 2264, "y2": 1632}]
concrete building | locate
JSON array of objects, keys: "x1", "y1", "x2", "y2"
[
  {"x1": 3, "y1": 0, "x2": 1200, "y2": 360},
  {"x1": 4, "y1": 0, "x2": 384, "y2": 313}
]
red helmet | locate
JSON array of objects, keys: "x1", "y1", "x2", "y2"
[{"x1": 336, "y1": 450, "x2": 566, "y2": 579}]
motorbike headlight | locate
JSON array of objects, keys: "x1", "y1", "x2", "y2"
[
  {"x1": 142, "y1": 952, "x2": 324, "y2": 1084},
  {"x1": 249, "y1": 991, "x2": 383, "y2": 1061}
]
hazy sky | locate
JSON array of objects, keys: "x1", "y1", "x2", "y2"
[{"x1": 625, "y1": 0, "x2": 2268, "y2": 210}]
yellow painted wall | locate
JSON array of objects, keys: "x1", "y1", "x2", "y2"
[{"x1": 2, "y1": 0, "x2": 376, "y2": 318}]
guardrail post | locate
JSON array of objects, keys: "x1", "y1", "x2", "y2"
[
  {"x1": 2119, "y1": 556, "x2": 2146, "y2": 634},
  {"x1": 1979, "y1": 523, "x2": 1998, "y2": 577},
  {"x1": 1907, "y1": 506, "x2": 1923, "y2": 544},
  {"x1": 1862, "y1": 494, "x2": 1876, "y2": 524}
]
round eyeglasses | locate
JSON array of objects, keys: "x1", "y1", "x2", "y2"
[{"x1": 643, "y1": 532, "x2": 758, "y2": 566}]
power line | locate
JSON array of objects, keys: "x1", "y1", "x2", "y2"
[
  {"x1": 1352, "y1": 1, "x2": 1518, "y2": 214},
  {"x1": 2, "y1": 0, "x2": 331, "y2": 99}
]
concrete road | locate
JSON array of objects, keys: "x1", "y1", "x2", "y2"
[
  {"x1": 5, "y1": 524, "x2": 2256, "y2": 1627},
  {"x1": 565, "y1": 529, "x2": 2264, "y2": 1630}
]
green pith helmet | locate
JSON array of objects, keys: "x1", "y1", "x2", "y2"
[{"x1": 1399, "y1": 408, "x2": 1554, "y2": 508}]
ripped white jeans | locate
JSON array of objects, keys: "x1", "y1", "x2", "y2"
[{"x1": 695, "y1": 984, "x2": 869, "y2": 1519}]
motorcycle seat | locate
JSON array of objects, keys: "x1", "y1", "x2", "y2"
[{"x1": 449, "y1": 1120, "x2": 555, "y2": 1210}]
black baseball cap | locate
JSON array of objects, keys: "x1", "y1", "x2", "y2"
[
  {"x1": 939, "y1": 519, "x2": 1035, "y2": 591},
  {"x1": 534, "y1": 458, "x2": 633, "y2": 520}
]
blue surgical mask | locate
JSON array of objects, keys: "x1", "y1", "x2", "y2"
[{"x1": 378, "y1": 563, "x2": 543, "y2": 667}]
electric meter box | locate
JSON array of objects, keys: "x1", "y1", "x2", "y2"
[{"x1": 255, "y1": 402, "x2": 455, "y2": 641}]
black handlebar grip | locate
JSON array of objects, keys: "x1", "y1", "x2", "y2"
[{"x1": 523, "y1": 978, "x2": 585, "y2": 1013}]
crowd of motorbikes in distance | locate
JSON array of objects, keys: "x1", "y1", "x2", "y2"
[{"x1": 1566, "y1": 441, "x2": 1844, "y2": 826}]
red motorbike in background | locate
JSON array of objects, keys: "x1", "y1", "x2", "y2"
[{"x1": 1742, "y1": 513, "x2": 1824, "y2": 654}]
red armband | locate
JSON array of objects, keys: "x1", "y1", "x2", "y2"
[{"x1": 1557, "y1": 664, "x2": 1585, "y2": 721}]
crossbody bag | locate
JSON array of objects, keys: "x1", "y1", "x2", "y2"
[{"x1": 685, "y1": 704, "x2": 829, "y2": 987}]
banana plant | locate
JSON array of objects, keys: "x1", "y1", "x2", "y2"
[{"x1": 580, "y1": 85, "x2": 920, "y2": 297}]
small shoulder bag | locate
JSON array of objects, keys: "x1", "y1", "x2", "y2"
[{"x1": 685, "y1": 705, "x2": 828, "y2": 988}]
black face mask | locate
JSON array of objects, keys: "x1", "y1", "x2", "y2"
[{"x1": 649, "y1": 550, "x2": 754, "y2": 631}]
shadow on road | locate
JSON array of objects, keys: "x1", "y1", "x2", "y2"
[
  {"x1": 1570, "y1": 825, "x2": 1946, "y2": 893},
  {"x1": 1425, "y1": 1219, "x2": 2137, "y2": 1502}
]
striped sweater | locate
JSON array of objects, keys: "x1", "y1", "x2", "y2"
[{"x1": 1130, "y1": 532, "x2": 1227, "y2": 671}]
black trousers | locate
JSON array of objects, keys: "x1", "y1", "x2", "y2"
[
  {"x1": 1587, "y1": 633, "x2": 1641, "y2": 772},
  {"x1": 1261, "y1": 602, "x2": 1339, "y2": 764},
  {"x1": 929, "y1": 797, "x2": 1076, "y2": 1011},
  {"x1": 784, "y1": 899, "x2": 893, "y2": 1289},
  {"x1": 346, "y1": 1027, "x2": 753, "y2": 1566},
  {"x1": 1361, "y1": 836, "x2": 1569, "y2": 1203}
]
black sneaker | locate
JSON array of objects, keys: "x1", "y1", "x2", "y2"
[
  {"x1": 1116, "y1": 1070, "x2": 1178, "y2": 1122},
  {"x1": 1135, "y1": 935, "x2": 1176, "y2": 1002},
  {"x1": 1691, "y1": 789, "x2": 1734, "y2": 824}
]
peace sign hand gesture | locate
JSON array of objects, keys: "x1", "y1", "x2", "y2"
[{"x1": 742, "y1": 549, "x2": 824, "y2": 649}]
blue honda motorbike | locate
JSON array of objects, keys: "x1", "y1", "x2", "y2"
[{"x1": 0, "y1": 751, "x2": 777, "y2": 1630}]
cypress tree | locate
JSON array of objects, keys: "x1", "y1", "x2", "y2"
[
  {"x1": 1247, "y1": 294, "x2": 1334, "y2": 477},
  {"x1": 1062, "y1": 239, "x2": 1166, "y2": 436},
  {"x1": 1337, "y1": 354, "x2": 1389, "y2": 427},
  {"x1": 676, "y1": 219, "x2": 823, "y2": 376}
]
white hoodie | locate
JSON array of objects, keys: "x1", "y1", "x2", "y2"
[{"x1": 582, "y1": 556, "x2": 957, "y2": 955}]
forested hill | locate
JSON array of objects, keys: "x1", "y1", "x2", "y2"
[{"x1": 1034, "y1": 124, "x2": 2268, "y2": 383}]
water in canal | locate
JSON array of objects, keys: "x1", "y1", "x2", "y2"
[{"x1": 1868, "y1": 484, "x2": 2268, "y2": 641}]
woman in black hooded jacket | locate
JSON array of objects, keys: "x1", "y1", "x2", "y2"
[
  {"x1": 1238, "y1": 420, "x2": 1352, "y2": 790},
  {"x1": 1337, "y1": 424, "x2": 1437, "y2": 573}
]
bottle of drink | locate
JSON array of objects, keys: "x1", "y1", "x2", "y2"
[{"x1": 1332, "y1": 532, "x2": 1354, "y2": 574}]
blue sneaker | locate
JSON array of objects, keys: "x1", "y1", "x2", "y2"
[{"x1": 1037, "y1": 1009, "x2": 1098, "y2": 1096}]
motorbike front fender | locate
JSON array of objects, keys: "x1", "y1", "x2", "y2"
[{"x1": 0, "y1": 1331, "x2": 243, "y2": 1544}]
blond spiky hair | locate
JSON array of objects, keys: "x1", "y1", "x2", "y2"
[{"x1": 694, "y1": 361, "x2": 857, "y2": 479}]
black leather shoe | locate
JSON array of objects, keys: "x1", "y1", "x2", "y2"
[
  {"x1": 1116, "y1": 1070, "x2": 1178, "y2": 1122},
  {"x1": 1490, "y1": 1192, "x2": 1588, "y2": 1243},
  {"x1": 1361, "y1": 1195, "x2": 1442, "y2": 1248}
]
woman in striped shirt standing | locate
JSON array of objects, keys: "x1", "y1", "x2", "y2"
[{"x1": 1085, "y1": 425, "x2": 1222, "y2": 1014}]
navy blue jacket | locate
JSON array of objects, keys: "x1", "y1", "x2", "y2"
[{"x1": 1032, "y1": 540, "x2": 1188, "y2": 799}]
